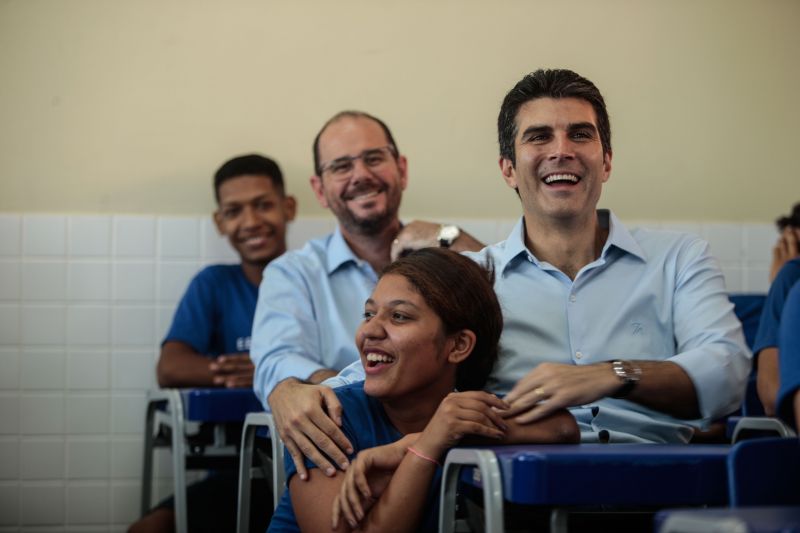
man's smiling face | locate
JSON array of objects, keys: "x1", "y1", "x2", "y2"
[
  {"x1": 312, "y1": 116, "x2": 407, "y2": 235},
  {"x1": 500, "y1": 97, "x2": 612, "y2": 225}
]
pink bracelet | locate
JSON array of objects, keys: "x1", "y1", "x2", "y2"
[{"x1": 407, "y1": 446, "x2": 441, "y2": 467}]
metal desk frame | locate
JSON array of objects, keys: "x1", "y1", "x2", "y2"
[
  {"x1": 236, "y1": 412, "x2": 285, "y2": 533},
  {"x1": 140, "y1": 389, "x2": 253, "y2": 533}
]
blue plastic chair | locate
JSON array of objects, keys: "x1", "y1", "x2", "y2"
[{"x1": 655, "y1": 437, "x2": 800, "y2": 532}]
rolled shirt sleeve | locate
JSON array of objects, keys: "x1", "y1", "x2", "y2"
[{"x1": 667, "y1": 236, "x2": 751, "y2": 420}]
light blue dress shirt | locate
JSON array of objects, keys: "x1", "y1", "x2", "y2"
[
  {"x1": 328, "y1": 211, "x2": 751, "y2": 443},
  {"x1": 250, "y1": 227, "x2": 378, "y2": 409}
]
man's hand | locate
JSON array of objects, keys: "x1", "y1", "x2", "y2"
[
  {"x1": 390, "y1": 220, "x2": 484, "y2": 261},
  {"x1": 503, "y1": 362, "x2": 620, "y2": 424},
  {"x1": 208, "y1": 353, "x2": 254, "y2": 388},
  {"x1": 770, "y1": 226, "x2": 800, "y2": 282},
  {"x1": 331, "y1": 433, "x2": 419, "y2": 530},
  {"x1": 268, "y1": 378, "x2": 353, "y2": 481}
]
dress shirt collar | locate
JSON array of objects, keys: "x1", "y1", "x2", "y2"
[
  {"x1": 326, "y1": 225, "x2": 365, "y2": 274},
  {"x1": 499, "y1": 209, "x2": 646, "y2": 276}
]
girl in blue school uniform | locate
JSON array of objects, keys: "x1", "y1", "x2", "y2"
[{"x1": 268, "y1": 248, "x2": 579, "y2": 532}]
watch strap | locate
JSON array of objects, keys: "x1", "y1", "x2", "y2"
[{"x1": 610, "y1": 359, "x2": 641, "y2": 399}]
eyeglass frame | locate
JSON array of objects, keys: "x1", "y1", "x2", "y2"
[{"x1": 316, "y1": 145, "x2": 399, "y2": 177}]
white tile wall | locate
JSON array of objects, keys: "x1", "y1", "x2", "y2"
[
  {"x1": 158, "y1": 217, "x2": 200, "y2": 259},
  {"x1": 67, "y1": 306, "x2": 111, "y2": 346},
  {"x1": 20, "y1": 438, "x2": 65, "y2": 480},
  {"x1": 21, "y1": 305, "x2": 67, "y2": 346},
  {"x1": 65, "y1": 394, "x2": 109, "y2": 435},
  {"x1": 113, "y1": 262, "x2": 156, "y2": 302},
  {"x1": 20, "y1": 350, "x2": 65, "y2": 390},
  {"x1": 0, "y1": 394, "x2": 20, "y2": 435},
  {"x1": 68, "y1": 215, "x2": 112, "y2": 257},
  {"x1": 110, "y1": 394, "x2": 146, "y2": 435},
  {"x1": 66, "y1": 351, "x2": 109, "y2": 390},
  {"x1": 20, "y1": 394, "x2": 65, "y2": 435},
  {"x1": 0, "y1": 304, "x2": 21, "y2": 345},
  {"x1": 111, "y1": 350, "x2": 156, "y2": 390},
  {"x1": 67, "y1": 438, "x2": 110, "y2": 479},
  {"x1": 0, "y1": 211, "x2": 782, "y2": 530},
  {"x1": 22, "y1": 215, "x2": 67, "y2": 257},
  {"x1": 66, "y1": 482, "x2": 110, "y2": 525},
  {"x1": 0, "y1": 261, "x2": 21, "y2": 300},
  {"x1": 0, "y1": 349, "x2": 20, "y2": 389},
  {"x1": 20, "y1": 483, "x2": 64, "y2": 525},
  {"x1": 0, "y1": 214, "x2": 22, "y2": 256},
  {"x1": 113, "y1": 216, "x2": 156, "y2": 258},
  {"x1": 110, "y1": 438, "x2": 143, "y2": 478},
  {"x1": 110, "y1": 482, "x2": 139, "y2": 525},
  {"x1": 0, "y1": 484, "x2": 19, "y2": 525},
  {"x1": 111, "y1": 307, "x2": 155, "y2": 346},
  {"x1": 67, "y1": 262, "x2": 111, "y2": 301},
  {"x1": 0, "y1": 440, "x2": 19, "y2": 479}
]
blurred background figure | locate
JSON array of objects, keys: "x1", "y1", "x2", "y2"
[{"x1": 770, "y1": 202, "x2": 800, "y2": 283}]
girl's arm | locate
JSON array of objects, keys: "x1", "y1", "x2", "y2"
[
  {"x1": 475, "y1": 407, "x2": 580, "y2": 445},
  {"x1": 325, "y1": 392, "x2": 580, "y2": 532},
  {"x1": 348, "y1": 391, "x2": 508, "y2": 532}
]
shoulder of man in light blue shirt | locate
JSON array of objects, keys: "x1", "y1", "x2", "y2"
[{"x1": 250, "y1": 227, "x2": 379, "y2": 408}]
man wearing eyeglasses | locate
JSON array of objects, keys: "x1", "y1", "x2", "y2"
[{"x1": 249, "y1": 110, "x2": 482, "y2": 478}]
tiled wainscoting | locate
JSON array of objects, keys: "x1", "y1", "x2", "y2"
[{"x1": 0, "y1": 213, "x2": 778, "y2": 531}]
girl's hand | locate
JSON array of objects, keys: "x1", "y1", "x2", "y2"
[
  {"x1": 413, "y1": 391, "x2": 508, "y2": 462},
  {"x1": 331, "y1": 434, "x2": 419, "y2": 529}
]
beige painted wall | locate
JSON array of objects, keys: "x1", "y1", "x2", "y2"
[{"x1": 1, "y1": 0, "x2": 798, "y2": 222}]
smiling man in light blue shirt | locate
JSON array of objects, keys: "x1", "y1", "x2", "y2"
[{"x1": 486, "y1": 69, "x2": 748, "y2": 442}]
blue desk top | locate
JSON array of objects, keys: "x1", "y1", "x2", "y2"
[
  {"x1": 179, "y1": 388, "x2": 263, "y2": 422},
  {"x1": 462, "y1": 444, "x2": 730, "y2": 506}
]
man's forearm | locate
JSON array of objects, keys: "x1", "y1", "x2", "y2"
[
  {"x1": 622, "y1": 360, "x2": 700, "y2": 419},
  {"x1": 308, "y1": 368, "x2": 338, "y2": 384},
  {"x1": 157, "y1": 341, "x2": 215, "y2": 387}
]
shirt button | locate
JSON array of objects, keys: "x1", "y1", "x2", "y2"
[
  {"x1": 575, "y1": 351, "x2": 583, "y2": 359},
  {"x1": 569, "y1": 294, "x2": 577, "y2": 303}
]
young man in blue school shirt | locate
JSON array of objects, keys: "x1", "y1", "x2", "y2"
[{"x1": 129, "y1": 154, "x2": 296, "y2": 533}]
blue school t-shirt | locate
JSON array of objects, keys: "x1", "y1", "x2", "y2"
[
  {"x1": 754, "y1": 258, "x2": 800, "y2": 358},
  {"x1": 268, "y1": 382, "x2": 442, "y2": 532},
  {"x1": 164, "y1": 264, "x2": 258, "y2": 356}
]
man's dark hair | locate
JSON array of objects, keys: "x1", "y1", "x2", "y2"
[
  {"x1": 213, "y1": 154, "x2": 285, "y2": 203},
  {"x1": 312, "y1": 111, "x2": 399, "y2": 175},
  {"x1": 382, "y1": 248, "x2": 502, "y2": 392},
  {"x1": 777, "y1": 203, "x2": 800, "y2": 230},
  {"x1": 498, "y1": 69, "x2": 612, "y2": 164}
]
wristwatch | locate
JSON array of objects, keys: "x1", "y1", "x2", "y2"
[
  {"x1": 609, "y1": 360, "x2": 641, "y2": 398},
  {"x1": 437, "y1": 225, "x2": 460, "y2": 248}
]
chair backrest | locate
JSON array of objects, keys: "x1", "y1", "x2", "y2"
[
  {"x1": 729, "y1": 293, "x2": 766, "y2": 350},
  {"x1": 728, "y1": 436, "x2": 800, "y2": 506},
  {"x1": 729, "y1": 294, "x2": 767, "y2": 416}
]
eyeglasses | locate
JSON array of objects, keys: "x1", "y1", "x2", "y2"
[{"x1": 318, "y1": 145, "x2": 397, "y2": 178}]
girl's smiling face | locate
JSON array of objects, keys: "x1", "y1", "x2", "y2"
[{"x1": 357, "y1": 273, "x2": 457, "y2": 400}]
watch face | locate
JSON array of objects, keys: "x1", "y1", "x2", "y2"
[{"x1": 439, "y1": 225, "x2": 459, "y2": 242}]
